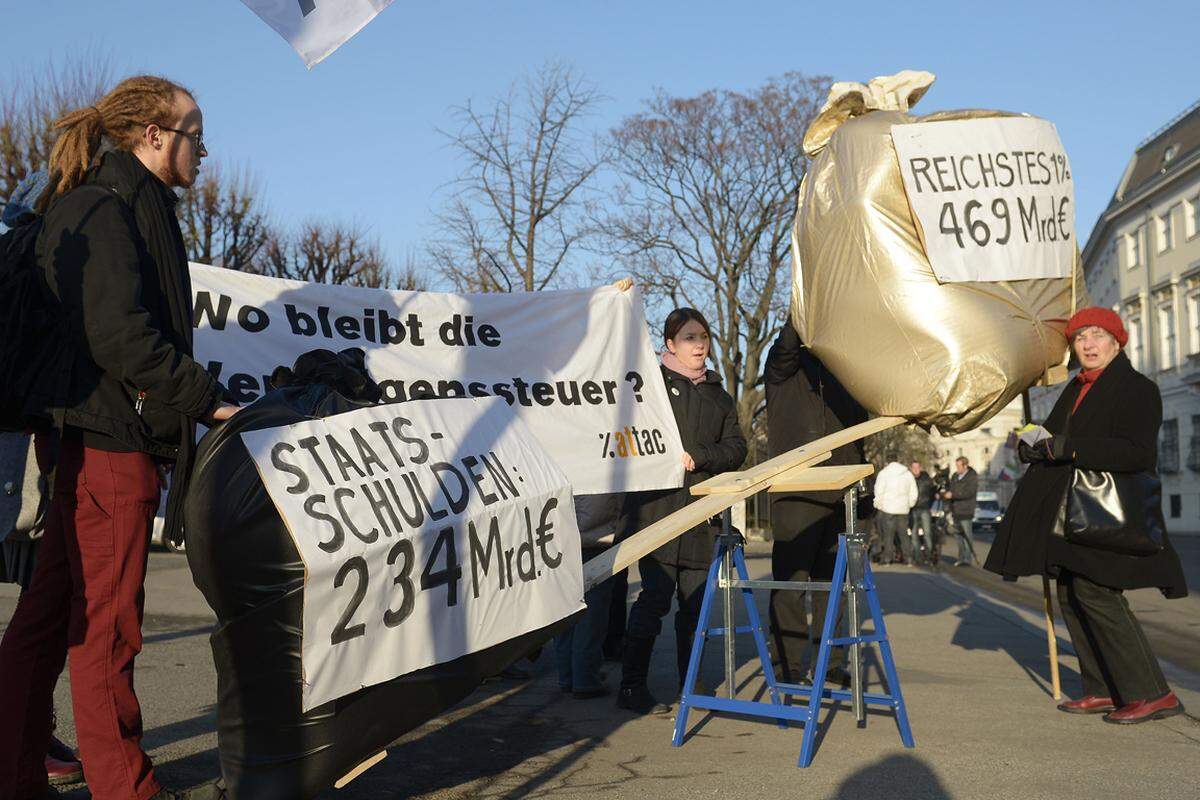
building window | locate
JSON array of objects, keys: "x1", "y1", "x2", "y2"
[
  {"x1": 1160, "y1": 418, "x2": 1180, "y2": 474},
  {"x1": 1158, "y1": 301, "x2": 1176, "y2": 370},
  {"x1": 1188, "y1": 288, "x2": 1200, "y2": 356},
  {"x1": 1127, "y1": 312, "x2": 1143, "y2": 371},
  {"x1": 1188, "y1": 196, "x2": 1200, "y2": 239},
  {"x1": 1188, "y1": 415, "x2": 1200, "y2": 473},
  {"x1": 1157, "y1": 212, "x2": 1173, "y2": 253},
  {"x1": 1126, "y1": 228, "x2": 1142, "y2": 268},
  {"x1": 1169, "y1": 495, "x2": 1182, "y2": 519},
  {"x1": 1164, "y1": 144, "x2": 1179, "y2": 164}
]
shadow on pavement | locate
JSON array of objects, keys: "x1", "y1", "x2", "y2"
[
  {"x1": 873, "y1": 570, "x2": 1081, "y2": 697},
  {"x1": 833, "y1": 753, "x2": 950, "y2": 799},
  {"x1": 315, "y1": 658, "x2": 642, "y2": 799}
]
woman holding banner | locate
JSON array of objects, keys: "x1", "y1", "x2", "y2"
[{"x1": 617, "y1": 308, "x2": 747, "y2": 714}]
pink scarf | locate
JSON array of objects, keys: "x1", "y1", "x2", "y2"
[{"x1": 661, "y1": 351, "x2": 708, "y2": 385}]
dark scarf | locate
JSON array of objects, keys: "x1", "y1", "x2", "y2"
[{"x1": 91, "y1": 150, "x2": 199, "y2": 542}]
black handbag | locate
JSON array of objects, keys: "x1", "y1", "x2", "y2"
[{"x1": 1058, "y1": 468, "x2": 1166, "y2": 556}]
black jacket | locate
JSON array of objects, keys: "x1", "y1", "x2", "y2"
[
  {"x1": 764, "y1": 324, "x2": 867, "y2": 540},
  {"x1": 984, "y1": 352, "x2": 1186, "y2": 598},
  {"x1": 34, "y1": 150, "x2": 223, "y2": 540},
  {"x1": 946, "y1": 467, "x2": 978, "y2": 520},
  {"x1": 35, "y1": 150, "x2": 221, "y2": 452},
  {"x1": 622, "y1": 365, "x2": 747, "y2": 568},
  {"x1": 912, "y1": 471, "x2": 935, "y2": 510}
]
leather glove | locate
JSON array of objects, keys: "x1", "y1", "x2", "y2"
[
  {"x1": 1043, "y1": 436, "x2": 1072, "y2": 462},
  {"x1": 1018, "y1": 440, "x2": 1048, "y2": 464}
]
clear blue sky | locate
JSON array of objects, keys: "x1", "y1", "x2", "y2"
[{"x1": 4, "y1": 1, "x2": 1198, "y2": 279}]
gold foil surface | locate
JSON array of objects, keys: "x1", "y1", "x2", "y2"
[{"x1": 791, "y1": 85, "x2": 1086, "y2": 435}]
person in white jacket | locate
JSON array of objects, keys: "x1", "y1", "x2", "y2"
[{"x1": 873, "y1": 452, "x2": 919, "y2": 564}]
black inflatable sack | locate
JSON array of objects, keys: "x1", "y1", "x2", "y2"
[{"x1": 185, "y1": 350, "x2": 579, "y2": 799}]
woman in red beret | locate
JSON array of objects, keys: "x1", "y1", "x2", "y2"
[{"x1": 985, "y1": 307, "x2": 1187, "y2": 724}]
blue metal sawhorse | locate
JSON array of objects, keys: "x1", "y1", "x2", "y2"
[{"x1": 671, "y1": 485, "x2": 915, "y2": 767}]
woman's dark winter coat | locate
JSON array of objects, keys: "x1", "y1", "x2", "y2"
[
  {"x1": 622, "y1": 365, "x2": 747, "y2": 569},
  {"x1": 985, "y1": 351, "x2": 1186, "y2": 598},
  {"x1": 33, "y1": 149, "x2": 223, "y2": 538}
]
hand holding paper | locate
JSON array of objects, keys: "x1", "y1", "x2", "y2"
[{"x1": 1017, "y1": 424, "x2": 1052, "y2": 447}]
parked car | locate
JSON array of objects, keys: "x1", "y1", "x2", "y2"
[{"x1": 973, "y1": 491, "x2": 1004, "y2": 532}]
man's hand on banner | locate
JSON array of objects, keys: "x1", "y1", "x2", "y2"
[
  {"x1": 207, "y1": 404, "x2": 243, "y2": 425},
  {"x1": 612, "y1": 278, "x2": 634, "y2": 292},
  {"x1": 682, "y1": 451, "x2": 696, "y2": 472}
]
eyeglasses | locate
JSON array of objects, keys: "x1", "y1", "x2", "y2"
[{"x1": 151, "y1": 124, "x2": 205, "y2": 152}]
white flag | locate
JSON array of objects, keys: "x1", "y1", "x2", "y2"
[{"x1": 239, "y1": 0, "x2": 395, "y2": 68}]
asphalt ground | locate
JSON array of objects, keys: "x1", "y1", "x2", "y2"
[
  {"x1": 937, "y1": 528, "x2": 1200, "y2": 678},
  {"x1": 2, "y1": 536, "x2": 1199, "y2": 800}
]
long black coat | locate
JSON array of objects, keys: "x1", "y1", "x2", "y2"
[
  {"x1": 985, "y1": 352, "x2": 1186, "y2": 598},
  {"x1": 622, "y1": 365, "x2": 747, "y2": 569},
  {"x1": 764, "y1": 325, "x2": 867, "y2": 540}
]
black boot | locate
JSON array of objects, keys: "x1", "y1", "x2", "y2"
[{"x1": 617, "y1": 636, "x2": 671, "y2": 715}]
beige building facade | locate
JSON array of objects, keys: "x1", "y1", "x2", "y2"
[
  {"x1": 929, "y1": 397, "x2": 1024, "y2": 507},
  {"x1": 1074, "y1": 99, "x2": 1200, "y2": 531}
]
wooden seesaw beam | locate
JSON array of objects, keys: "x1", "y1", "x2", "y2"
[
  {"x1": 583, "y1": 416, "x2": 902, "y2": 590},
  {"x1": 767, "y1": 463, "x2": 876, "y2": 493}
]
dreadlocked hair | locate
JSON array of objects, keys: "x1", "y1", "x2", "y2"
[{"x1": 36, "y1": 75, "x2": 193, "y2": 212}]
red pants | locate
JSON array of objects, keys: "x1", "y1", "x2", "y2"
[{"x1": 0, "y1": 438, "x2": 162, "y2": 800}]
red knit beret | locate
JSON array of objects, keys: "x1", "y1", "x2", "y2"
[{"x1": 1066, "y1": 306, "x2": 1128, "y2": 347}]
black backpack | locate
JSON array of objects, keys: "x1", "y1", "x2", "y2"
[{"x1": 0, "y1": 209, "x2": 68, "y2": 431}]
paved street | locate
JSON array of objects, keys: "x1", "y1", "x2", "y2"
[{"x1": 2, "y1": 539, "x2": 1199, "y2": 800}]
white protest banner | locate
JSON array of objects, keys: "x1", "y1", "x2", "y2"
[
  {"x1": 242, "y1": 397, "x2": 585, "y2": 710},
  {"x1": 191, "y1": 264, "x2": 685, "y2": 495},
  {"x1": 239, "y1": 0, "x2": 394, "y2": 68},
  {"x1": 891, "y1": 117, "x2": 1075, "y2": 283}
]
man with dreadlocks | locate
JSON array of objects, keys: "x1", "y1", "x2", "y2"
[{"x1": 0, "y1": 76, "x2": 238, "y2": 800}]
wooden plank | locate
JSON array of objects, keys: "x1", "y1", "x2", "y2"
[
  {"x1": 766, "y1": 463, "x2": 875, "y2": 493},
  {"x1": 689, "y1": 416, "x2": 903, "y2": 496},
  {"x1": 582, "y1": 416, "x2": 904, "y2": 591},
  {"x1": 583, "y1": 491, "x2": 748, "y2": 590},
  {"x1": 689, "y1": 451, "x2": 832, "y2": 495},
  {"x1": 335, "y1": 750, "x2": 387, "y2": 789}
]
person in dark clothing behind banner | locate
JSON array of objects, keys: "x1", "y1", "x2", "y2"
[
  {"x1": 0, "y1": 76, "x2": 239, "y2": 800},
  {"x1": 986, "y1": 307, "x2": 1186, "y2": 724},
  {"x1": 617, "y1": 308, "x2": 747, "y2": 715},
  {"x1": 908, "y1": 461, "x2": 936, "y2": 565},
  {"x1": 554, "y1": 493, "x2": 622, "y2": 699},
  {"x1": 763, "y1": 323, "x2": 866, "y2": 685},
  {"x1": 943, "y1": 457, "x2": 978, "y2": 566}
]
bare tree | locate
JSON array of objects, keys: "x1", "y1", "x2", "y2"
[
  {"x1": 263, "y1": 222, "x2": 396, "y2": 289},
  {"x1": 429, "y1": 62, "x2": 606, "y2": 292},
  {"x1": 0, "y1": 57, "x2": 428, "y2": 294},
  {"x1": 864, "y1": 425, "x2": 937, "y2": 471},
  {"x1": 387, "y1": 251, "x2": 429, "y2": 291},
  {"x1": 1, "y1": 53, "x2": 112, "y2": 200},
  {"x1": 179, "y1": 163, "x2": 271, "y2": 272},
  {"x1": 601, "y1": 73, "x2": 829, "y2": 442}
]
